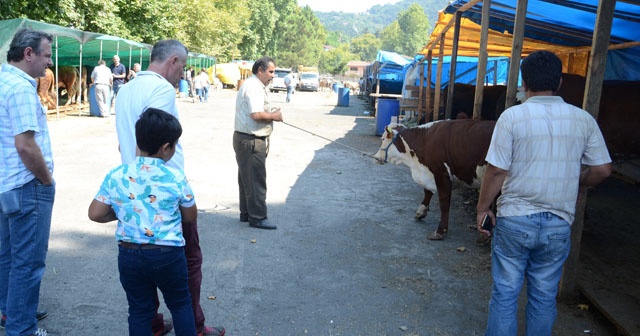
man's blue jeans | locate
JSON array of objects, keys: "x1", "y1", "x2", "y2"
[
  {"x1": 110, "y1": 82, "x2": 123, "y2": 112},
  {"x1": 118, "y1": 245, "x2": 195, "y2": 336},
  {"x1": 0, "y1": 178, "x2": 55, "y2": 336},
  {"x1": 486, "y1": 212, "x2": 571, "y2": 336},
  {"x1": 286, "y1": 85, "x2": 294, "y2": 103}
]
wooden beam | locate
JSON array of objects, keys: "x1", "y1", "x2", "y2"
[
  {"x1": 445, "y1": 12, "x2": 462, "y2": 120},
  {"x1": 473, "y1": 0, "x2": 491, "y2": 120},
  {"x1": 427, "y1": 0, "x2": 483, "y2": 55},
  {"x1": 428, "y1": 17, "x2": 456, "y2": 53},
  {"x1": 417, "y1": 56, "x2": 425, "y2": 123},
  {"x1": 561, "y1": 0, "x2": 615, "y2": 300},
  {"x1": 427, "y1": 52, "x2": 434, "y2": 122},
  {"x1": 505, "y1": 0, "x2": 528, "y2": 110},
  {"x1": 433, "y1": 35, "x2": 446, "y2": 121}
]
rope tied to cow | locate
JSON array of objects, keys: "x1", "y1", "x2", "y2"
[{"x1": 281, "y1": 121, "x2": 377, "y2": 159}]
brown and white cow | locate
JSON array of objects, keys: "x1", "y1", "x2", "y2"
[
  {"x1": 343, "y1": 81, "x2": 360, "y2": 95},
  {"x1": 36, "y1": 68, "x2": 57, "y2": 110},
  {"x1": 374, "y1": 119, "x2": 496, "y2": 240},
  {"x1": 54, "y1": 66, "x2": 88, "y2": 105}
]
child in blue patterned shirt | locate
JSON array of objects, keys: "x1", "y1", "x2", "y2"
[{"x1": 88, "y1": 108, "x2": 197, "y2": 336}]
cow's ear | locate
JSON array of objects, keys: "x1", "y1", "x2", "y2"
[{"x1": 385, "y1": 125, "x2": 393, "y2": 138}]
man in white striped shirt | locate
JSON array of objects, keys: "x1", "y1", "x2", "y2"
[{"x1": 476, "y1": 50, "x2": 612, "y2": 336}]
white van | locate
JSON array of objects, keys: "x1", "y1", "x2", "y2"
[
  {"x1": 298, "y1": 72, "x2": 319, "y2": 92},
  {"x1": 268, "y1": 68, "x2": 292, "y2": 93}
]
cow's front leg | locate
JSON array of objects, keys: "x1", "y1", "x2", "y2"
[
  {"x1": 415, "y1": 189, "x2": 433, "y2": 220},
  {"x1": 427, "y1": 175, "x2": 452, "y2": 240}
]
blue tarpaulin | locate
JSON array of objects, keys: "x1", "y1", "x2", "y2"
[
  {"x1": 369, "y1": 50, "x2": 412, "y2": 94},
  {"x1": 442, "y1": 0, "x2": 640, "y2": 81},
  {"x1": 411, "y1": 55, "x2": 511, "y2": 89}
]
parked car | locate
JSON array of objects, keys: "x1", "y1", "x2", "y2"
[{"x1": 297, "y1": 72, "x2": 319, "y2": 92}]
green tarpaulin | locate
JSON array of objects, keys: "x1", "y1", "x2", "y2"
[{"x1": 0, "y1": 18, "x2": 215, "y2": 70}]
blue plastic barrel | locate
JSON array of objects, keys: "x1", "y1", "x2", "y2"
[
  {"x1": 331, "y1": 82, "x2": 341, "y2": 93},
  {"x1": 337, "y1": 87, "x2": 350, "y2": 106},
  {"x1": 179, "y1": 79, "x2": 188, "y2": 93},
  {"x1": 89, "y1": 86, "x2": 99, "y2": 116},
  {"x1": 89, "y1": 85, "x2": 112, "y2": 116},
  {"x1": 375, "y1": 98, "x2": 400, "y2": 136}
]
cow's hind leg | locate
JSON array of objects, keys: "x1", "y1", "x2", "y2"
[
  {"x1": 427, "y1": 176, "x2": 452, "y2": 240},
  {"x1": 415, "y1": 189, "x2": 433, "y2": 220}
]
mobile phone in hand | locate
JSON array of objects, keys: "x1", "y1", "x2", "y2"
[{"x1": 481, "y1": 213, "x2": 493, "y2": 233}]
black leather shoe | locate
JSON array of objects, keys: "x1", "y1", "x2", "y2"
[
  {"x1": 240, "y1": 214, "x2": 249, "y2": 222},
  {"x1": 249, "y1": 219, "x2": 277, "y2": 230}
]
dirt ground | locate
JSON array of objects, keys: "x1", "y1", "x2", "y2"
[{"x1": 3, "y1": 88, "x2": 629, "y2": 335}]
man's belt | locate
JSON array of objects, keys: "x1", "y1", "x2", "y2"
[{"x1": 235, "y1": 131, "x2": 267, "y2": 140}]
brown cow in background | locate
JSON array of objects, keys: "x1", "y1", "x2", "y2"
[
  {"x1": 319, "y1": 77, "x2": 332, "y2": 92},
  {"x1": 343, "y1": 81, "x2": 360, "y2": 95},
  {"x1": 54, "y1": 66, "x2": 88, "y2": 105},
  {"x1": 36, "y1": 68, "x2": 57, "y2": 110},
  {"x1": 556, "y1": 74, "x2": 640, "y2": 157}
]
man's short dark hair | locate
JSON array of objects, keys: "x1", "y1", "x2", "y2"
[
  {"x1": 252, "y1": 56, "x2": 275, "y2": 75},
  {"x1": 7, "y1": 29, "x2": 53, "y2": 62},
  {"x1": 520, "y1": 50, "x2": 563, "y2": 92},
  {"x1": 135, "y1": 108, "x2": 182, "y2": 156},
  {"x1": 150, "y1": 39, "x2": 188, "y2": 63}
]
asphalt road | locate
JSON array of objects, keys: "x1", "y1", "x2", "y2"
[{"x1": 11, "y1": 88, "x2": 616, "y2": 335}]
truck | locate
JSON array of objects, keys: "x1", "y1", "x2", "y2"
[
  {"x1": 297, "y1": 72, "x2": 319, "y2": 92},
  {"x1": 268, "y1": 67, "x2": 292, "y2": 93}
]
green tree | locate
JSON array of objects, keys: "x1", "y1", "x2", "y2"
[
  {"x1": 113, "y1": 0, "x2": 183, "y2": 43},
  {"x1": 349, "y1": 33, "x2": 381, "y2": 61},
  {"x1": 396, "y1": 4, "x2": 430, "y2": 56},
  {"x1": 275, "y1": 6, "x2": 326, "y2": 69},
  {"x1": 238, "y1": 0, "x2": 277, "y2": 60},
  {"x1": 379, "y1": 20, "x2": 402, "y2": 53},
  {"x1": 267, "y1": 0, "x2": 297, "y2": 58},
  {"x1": 0, "y1": 0, "x2": 182, "y2": 43},
  {"x1": 319, "y1": 45, "x2": 356, "y2": 76},
  {"x1": 176, "y1": 0, "x2": 250, "y2": 62}
]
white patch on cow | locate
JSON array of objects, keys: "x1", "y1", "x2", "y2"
[
  {"x1": 416, "y1": 204, "x2": 428, "y2": 218},
  {"x1": 417, "y1": 120, "x2": 443, "y2": 130},
  {"x1": 443, "y1": 162, "x2": 454, "y2": 182},
  {"x1": 444, "y1": 162, "x2": 487, "y2": 189},
  {"x1": 376, "y1": 132, "x2": 438, "y2": 193},
  {"x1": 442, "y1": 162, "x2": 487, "y2": 189},
  {"x1": 471, "y1": 164, "x2": 487, "y2": 188}
]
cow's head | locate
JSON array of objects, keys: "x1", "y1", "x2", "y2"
[{"x1": 374, "y1": 123, "x2": 406, "y2": 164}]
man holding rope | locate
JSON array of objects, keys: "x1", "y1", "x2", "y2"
[{"x1": 233, "y1": 56, "x2": 283, "y2": 230}]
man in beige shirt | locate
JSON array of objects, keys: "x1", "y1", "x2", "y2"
[{"x1": 233, "y1": 56, "x2": 283, "y2": 229}]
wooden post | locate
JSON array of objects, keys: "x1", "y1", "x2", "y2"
[
  {"x1": 434, "y1": 35, "x2": 446, "y2": 121},
  {"x1": 505, "y1": 0, "x2": 527, "y2": 110},
  {"x1": 427, "y1": 52, "x2": 433, "y2": 122},
  {"x1": 473, "y1": 0, "x2": 491, "y2": 120},
  {"x1": 375, "y1": 62, "x2": 381, "y2": 117},
  {"x1": 560, "y1": 0, "x2": 614, "y2": 300},
  {"x1": 445, "y1": 12, "x2": 462, "y2": 120},
  {"x1": 417, "y1": 58, "x2": 425, "y2": 123}
]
